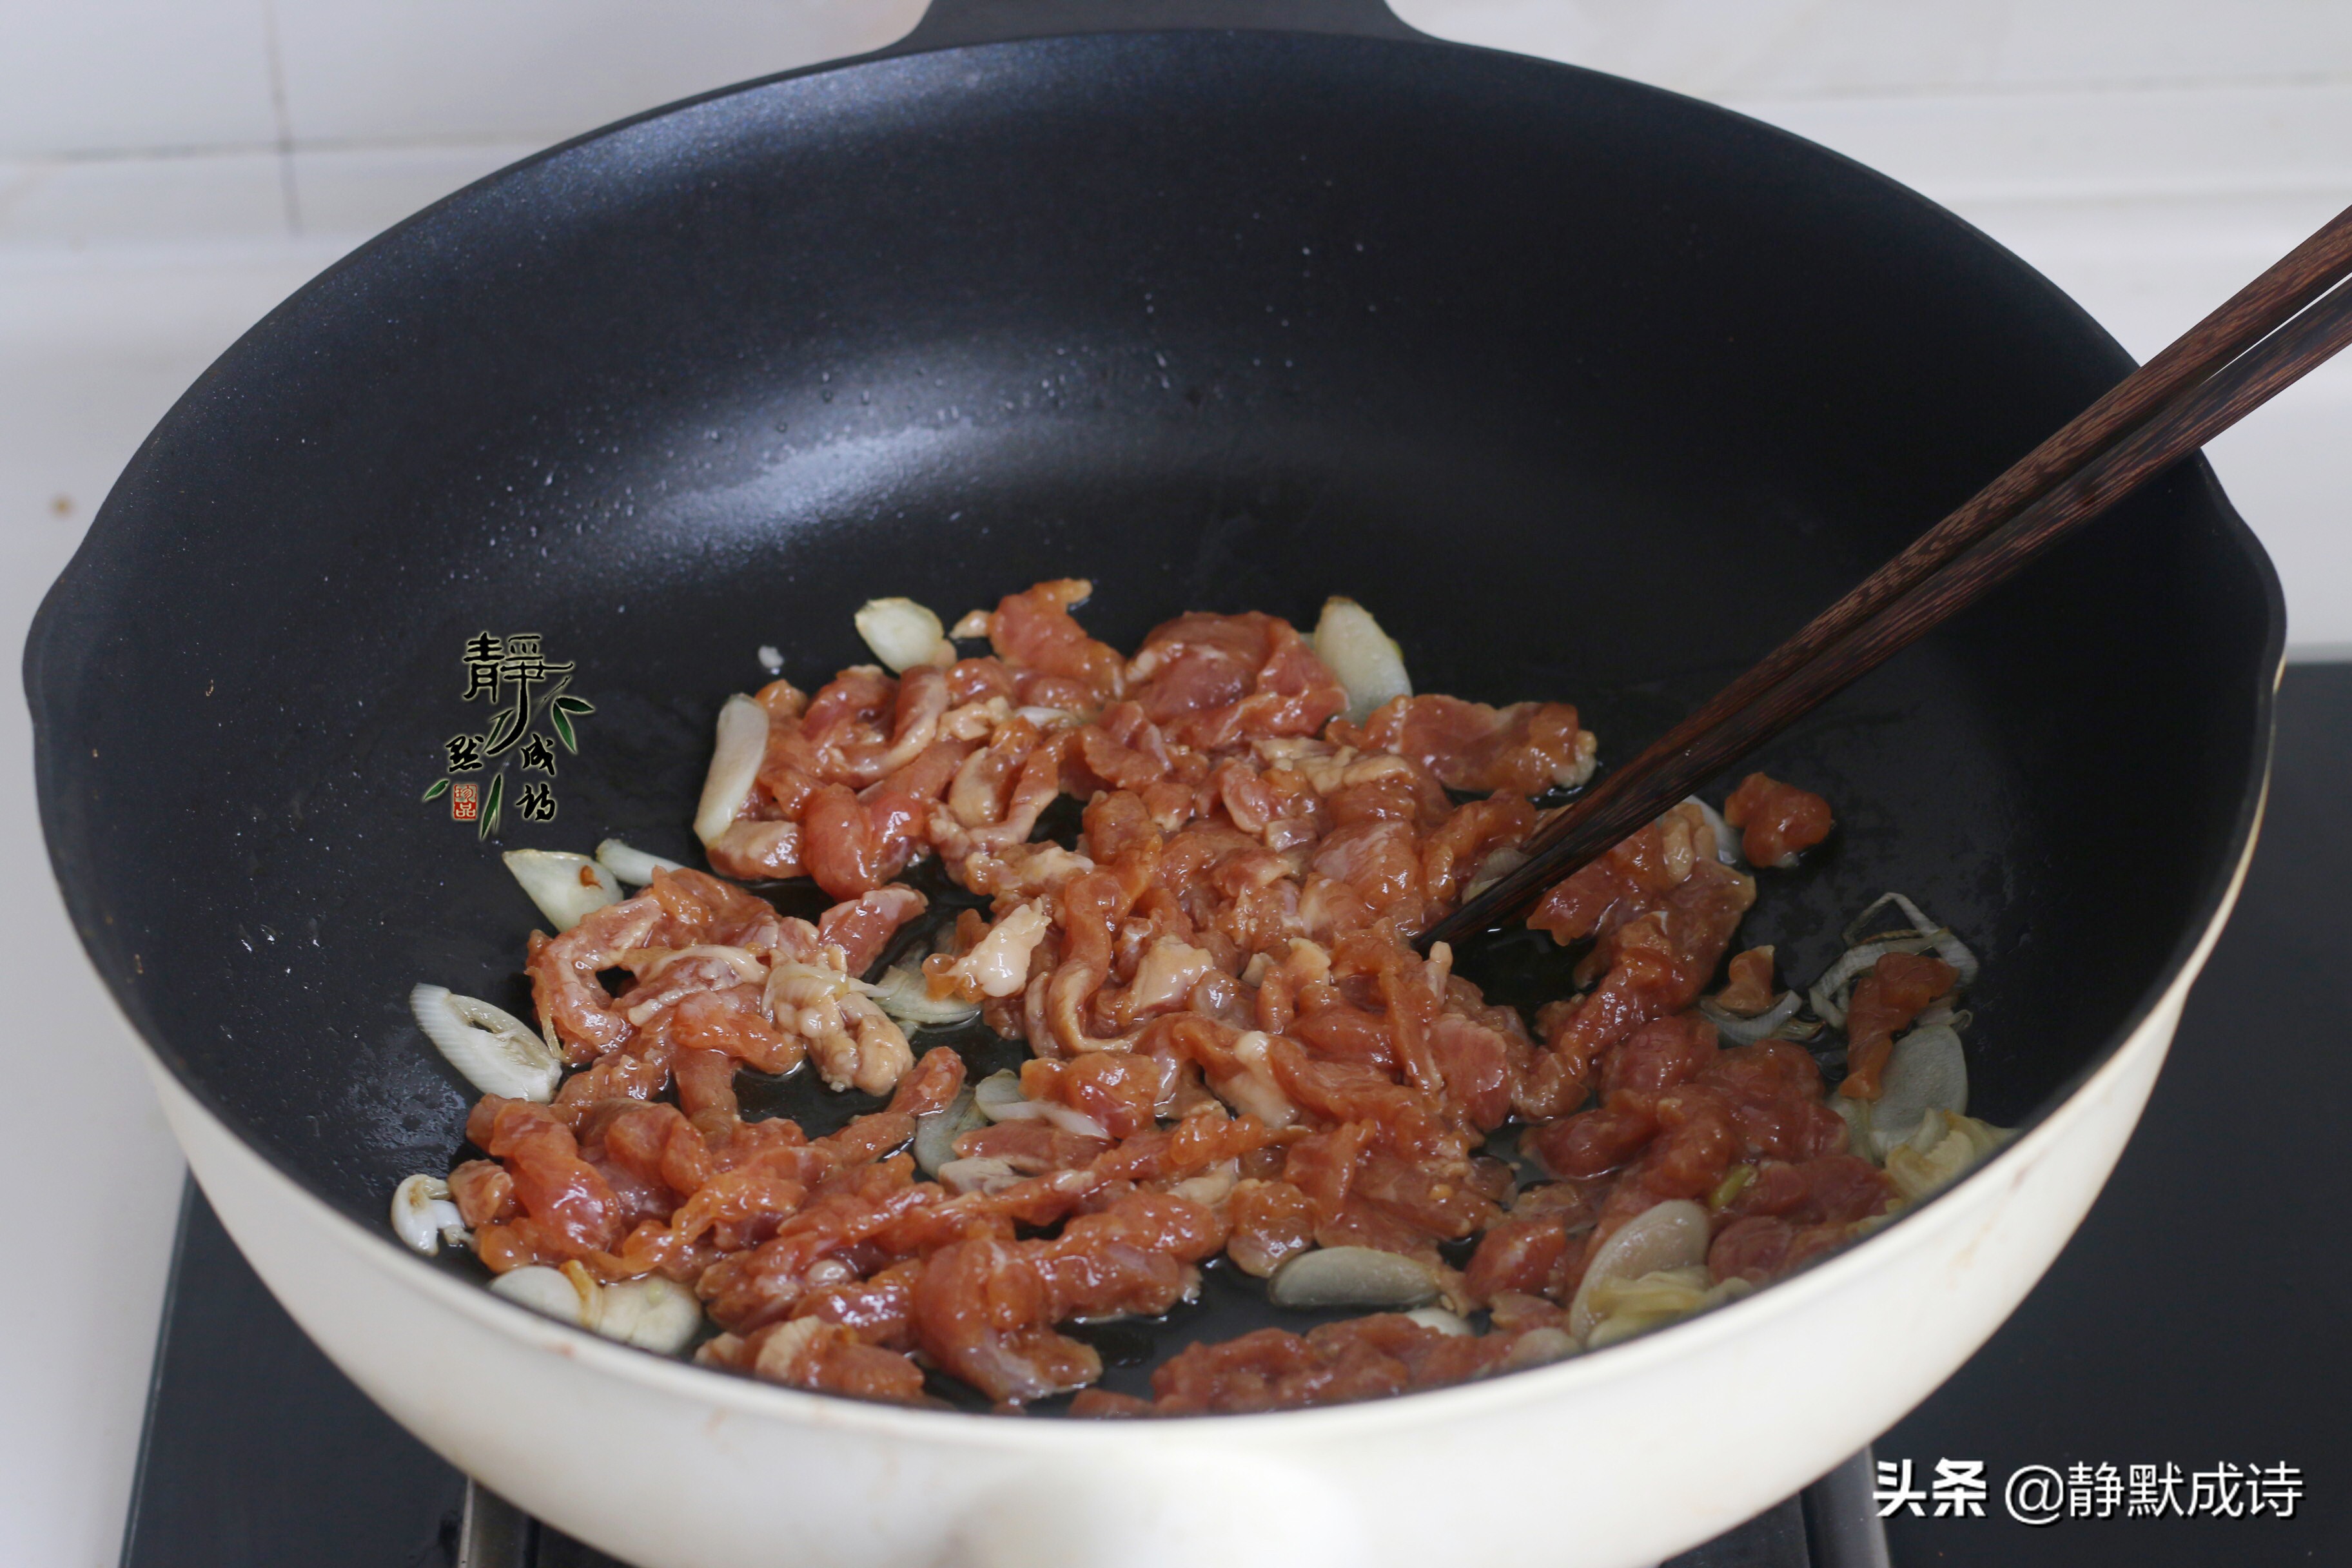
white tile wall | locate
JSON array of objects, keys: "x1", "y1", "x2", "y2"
[
  {"x1": 285, "y1": 140, "x2": 536, "y2": 235},
  {"x1": 0, "y1": 0, "x2": 280, "y2": 155},
  {"x1": 10, "y1": 1, "x2": 2342, "y2": 167},
  {"x1": 0, "y1": 1, "x2": 925, "y2": 162},
  {"x1": 0, "y1": 150, "x2": 290, "y2": 248},
  {"x1": 268, "y1": 0, "x2": 923, "y2": 148},
  {"x1": 1394, "y1": 0, "x2": 2352, "y2": 96}
]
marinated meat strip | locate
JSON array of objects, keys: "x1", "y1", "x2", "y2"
[
  {"x1": 1721, "y1": 771, "x2": 1836, "y2": 867},
  {"x1": 1837, "y1": 951, "x2": 1959, "y2": 1101}
]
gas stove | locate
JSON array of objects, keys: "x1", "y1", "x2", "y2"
[{"x1": 118, "y1": 667, "x2": 2352, "y2": 1568}]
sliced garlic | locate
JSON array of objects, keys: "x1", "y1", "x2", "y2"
[
  {"x1": 694, "y1": 694, "x2": 769, "y2": 847},
  {"x1": 409, "y1": 983, "x2": 562, "y2": 1102},
  {"x1": 501, "y1": 849, "x2": 619, "y2": 933},
  {"x1": 854, "y1": 597, "x2": 957, "y2": 674},
  {"x1": 488, "y1": 1265, "x2": 702, "y2": 1354},
  {"x1": 389, "y1": 1173, "x2": 469, "y2": 1256},
  {"x1": 1870, "y1": 1023, "x2": 1970, "y2": 1155},
  {"x1": 1311, "y1": 596, "x2": 1412, "y2": 725},
  {"x1": 1567, "y1": 1199, "x2": 1710, "y2": 1341},
  {"x1": 596, "y1": 1276, "x2": 705, "y2": 1354},
  {"x1": 489, "y1": 1265, "x2": 594, "y2": 1326},
  {"x1": 1404, "y1": 1306, "x2": 1474, "y2": 1337},
  {"x1": 1267, "y1": 1246, "x2": 1441, "y2": 1309}
]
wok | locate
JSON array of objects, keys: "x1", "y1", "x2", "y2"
[{"x1": 25, "y1": 2, "x2": 2282, "y2": 1564}]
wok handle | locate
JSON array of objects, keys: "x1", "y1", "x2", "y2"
[{"x1": 892, "y1": 0, "x2": 1424, "y2": 52}]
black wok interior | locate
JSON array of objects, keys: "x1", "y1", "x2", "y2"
[{"x1": 27, "y1": 26, "x2": 2278, "y2": 1400}]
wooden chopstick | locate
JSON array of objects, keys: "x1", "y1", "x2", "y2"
[{"x1": 1422, "y1": 207, "x2": 2352, "y2": 950}]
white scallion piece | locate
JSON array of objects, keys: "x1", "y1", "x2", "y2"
[
  {"x1": 937, "y1": 1155, "x2": 1024, "y2": 1196},
  {"x1": 1879, "y1": 892, "x2": 1981, "y2": 988},
  {"x1": 1311, "y1": 596, "x2": 1412, "y2": 725},
  {"x1": 409, "y1": 983, "x2": 562, "y2": 1102},
  {"x1": 501, "y1": 849, "x2": 619, "y2": 932},
  {"x1": 870, "y1": 965, "x2": 983, "y2": 1030},
  {"x1": 1463, "y1": 845, "x2": 1529, "y2": 903},
  {"x1": 389, "y1": 1174, "x2": 469, "y2": 1256},
  {"x1": 1868, "y1": 1024, "x2": 1970, "y2": 1155},
  {"x1": 912, "y1": 1084, "x2": 988, "y2": 1176},
  {"x1": 971, "y1": 1069, "x2": 1108, "y2": 1139},
  {"x1": 1567, "y1": 1199, "x2": 1710, "y2": 1341},
  {"x1": 1831, "y1": 1093, "x2": 1875, "y2": 1161},
  {"x1": 1839, "y1": 892, "x2": 1981, "y2": 988},
  {"x1": 1404, "y1": 1306, "x2": 1474, "y2": 1337},
  {"x1": 972, "y1": 1070, "x2": 1026, "y2": 1121},
  {"x1": 595, "y1": 838, "x2": 687, "y2": 887},
  {"x1": 1267, "y1": 1246, "x2": 1442, "y2": 1309},
  {"x1": 694, "y1": 694, "x2": 769, "y2": 847},
  {"x1": 1697, "y1": 990, "x2": 1804, "y2": 1044},
  {"x1": 854, "y1": 597, "x2": 957, "y2": 673},
  {"x1": 1501, "y1": 1327, "x2": 1580, "y2": 1369},
  {"x1": 1885, "y1": 1110, "x2": 2010, "y2": 1202},
  {"x1": 1811, "y1": 892, "x2": 1979, "y2": 1026},
  {"x1": 1583, "y1": 1268, "x2": 1752, "y2": 1349},
  {"x1": 1807, "y1": 933, "x2": 1941, "y2": 1028}
]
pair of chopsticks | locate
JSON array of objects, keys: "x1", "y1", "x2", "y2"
[{"x1": 1422, "y1": 201, "x2": 2352, "y2": 952}]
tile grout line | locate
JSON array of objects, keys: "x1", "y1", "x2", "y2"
[{"x1": 258, "y1": 0, "x2": 302, "y2": 238}]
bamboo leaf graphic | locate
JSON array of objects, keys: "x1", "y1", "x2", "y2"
[
  {"x1": 483, "y1": 704, "x2": 525, "y2": 757},
  {"x1": 550, "y1": 707, "x2": 577, "y2": 754},
  {"x1": 421, "y1": 778, "x2": 451, "y2": 803},
  {"x1": 478, "y1": 773, "x2": 505, "y2": 839},
  {"x1": 552, "y1": 694, "x2": 594, "y2": 716}
]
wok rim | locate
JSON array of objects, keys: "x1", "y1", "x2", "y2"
[{"x1": 26, "y1": 23, "x2": 2289, "y2": 1427}]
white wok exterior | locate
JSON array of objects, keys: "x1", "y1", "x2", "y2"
[{"x1": 148, "y1": 808, "x2": 2258, "y2": 1568}]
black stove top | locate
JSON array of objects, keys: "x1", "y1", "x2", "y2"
[{"x1": 120, "y1": 666, "x2": 2352, "y2": 1568}]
